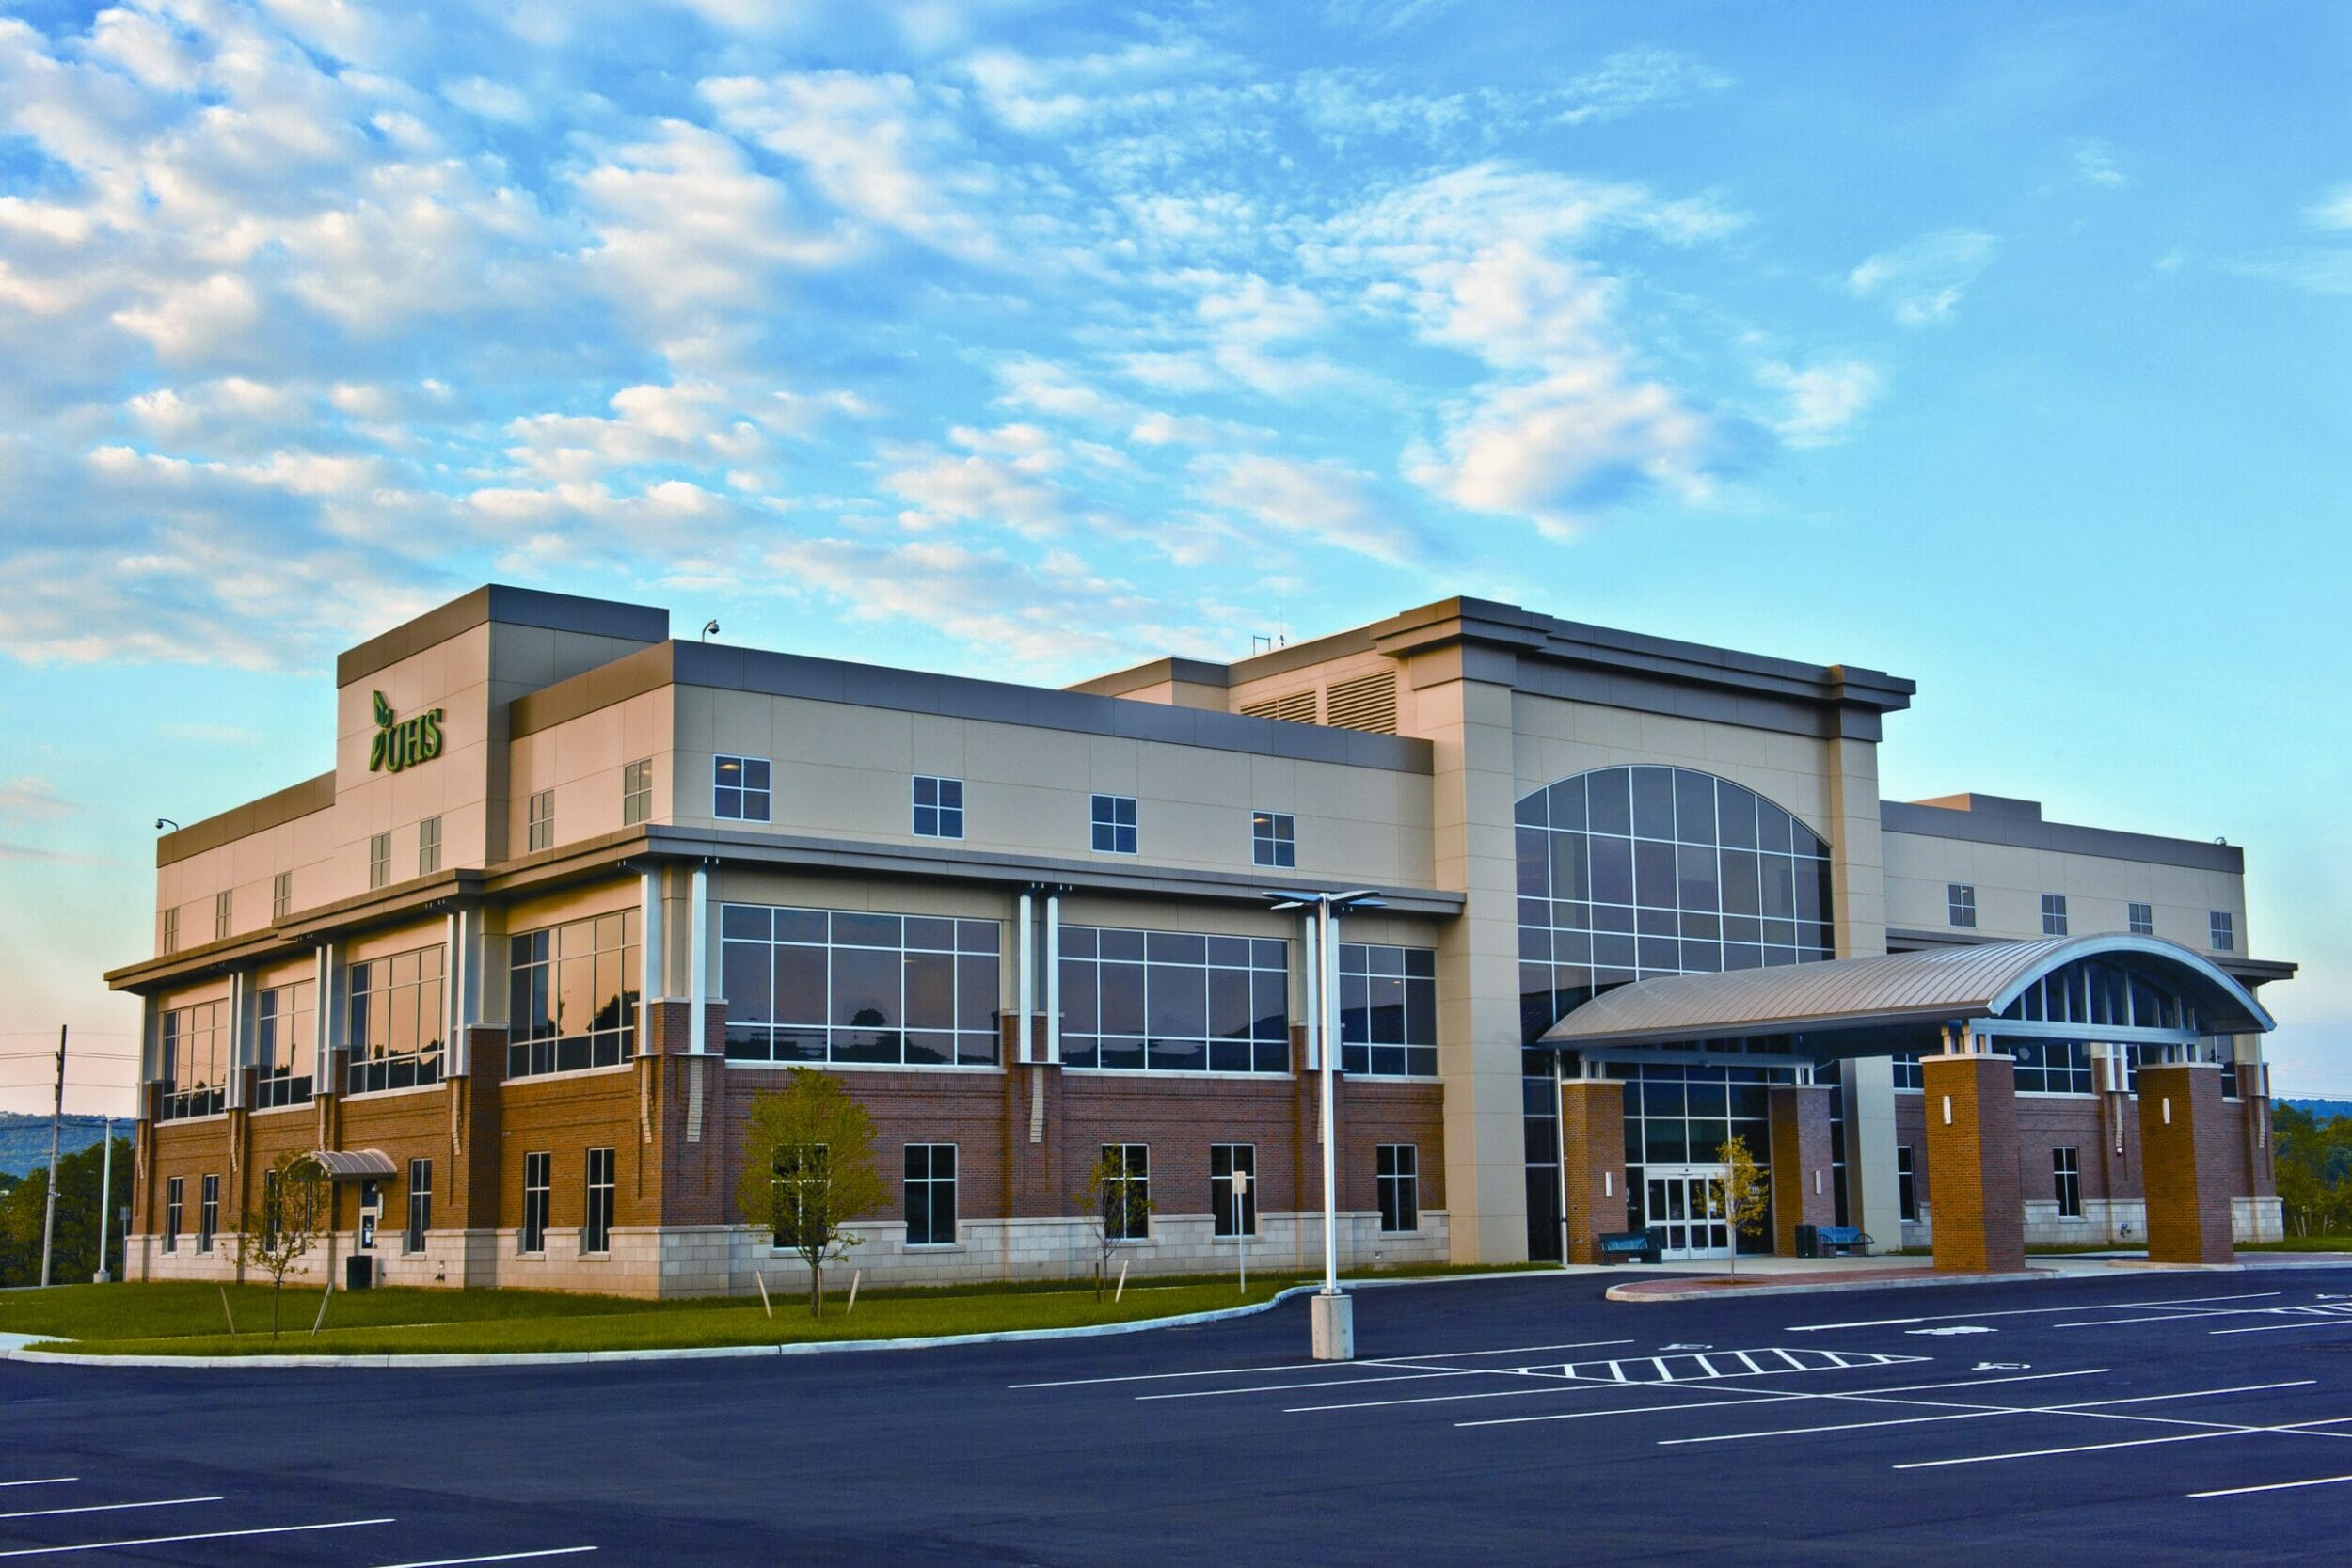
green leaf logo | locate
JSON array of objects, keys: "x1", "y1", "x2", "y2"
[{"x1": 373, "y1": 689, "x2": 393, "y2": 728}]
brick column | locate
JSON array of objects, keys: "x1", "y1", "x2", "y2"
[
  {"x1": 1922, "y1": 1052, "x2": 2024, "y2": 1274},
  {"x1": 2138, "y1": 1062, "x2": 2234, "y2": 1264},
  {"x1": 1767, "y1": 1085, "x2": 1836, "y2": 1255},
  {"x1": 1559, "y1": 1080, "x2": 1625, "y2": 1264}
]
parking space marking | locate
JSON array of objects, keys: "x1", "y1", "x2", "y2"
[
  {"x1": 0, "y1": 1515, "x2": 394, "y2": 1559},
  {"x1": 0, "y1": 1483, "x2": 72, "y2": 1493},
  {"x1": 370, "y1": 1549, "x2": 598, "y2": 1566},
  {"x1": 1555, "y1": 1348, "x2": 1922, "y2": 1384},
  {"x1": 1455, "y1": 1369, "x2": 2112, "y2": 1429},
  {"x1": 1656, "y1": 1379, "x2": 2318, "y2": 1448},
  {"x1": 2191, "y1": 1471, "x2": 2352, "y2": 1499},
  {"x1": 1897, "y1": 1412, "x2": 2352, "y2": 1470},
  {"x1": 1787, "y1": 1291, "x2": 2280, "y2": 1334},
  {"x1": 0, "y1": 1495, "x2": 220, "y2": 1522},
  {"x1": 1008, "y1": 1338, "x2": 1635, "y2": 1390},
  {"x1": 1136, "y1": 1366, "x2": 1523, "y2": 1402}
]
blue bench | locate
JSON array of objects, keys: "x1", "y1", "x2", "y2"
[
  {"x1": 1818, "y1": 1226, "x2": 1875, "y2": 1257},
  {"x1": 1597, "y1": 1228, "x2": 1662, "y2": 1265}
]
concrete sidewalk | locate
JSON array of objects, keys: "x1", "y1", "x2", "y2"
[{"x1": 1603, "y1": 1250, "x2": 2352, "y2": 1301}]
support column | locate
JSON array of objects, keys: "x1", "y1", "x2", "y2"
[
  {"x1": 1922, "y1": 1047, "x2": 2024, "y2": 1274},
  {"x1": 1767, "y1": 1084, "x2": 1836, "y2": 1255},
  {"x1": 2138, "y1": 1061, "x2": 2234, "y2": 1264},
  {"x1": 1559, "y1": 1079, "x2": 1626, "y2": 1264}
]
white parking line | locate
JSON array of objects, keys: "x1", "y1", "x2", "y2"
[
  {"x1": 1655, "y1": 1380, "x2": 2318, "y2": 1448},
  {"x1": 0, "y1": 1516, "x2": 393, "y2": 1559},
  {"x1": 0, "y1": 1496, "x2": 220, "y2": 1522},
  {"x1": 1455, "y1": 1369, "x2": 2112, "y2": 1429},
  {"x1": 1787, "y1": 1291, "x2": 2280, "y2": 1334},
  {"x1": 2212, "y1": 1318, "x2": 2352, "y2": 1336},
  {"x1": 0, "y1": 1481, "x2": 74, "y2": 1491},
  {"x1": 1136, "y1": 1366, "x2": 1513, "y2": 1402},
  {"x1": 370, "y1": 1549, "x2": 598, "y2": 1566},
  {"x1": 1896, "y1": 1413, "x2": 2352, "y2": 1470},
  {"x1": 1007, "y1": 1338, "x2": 1635, "y2": 1389},
  {"x1": 2192, "y1": 1471, "x2": 2352, "y2": 1498}
]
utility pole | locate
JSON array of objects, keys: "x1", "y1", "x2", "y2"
[
  {"x1": 94, "y1": 1115, "x2": 113, "y2": 1284},
  {"x1": 39, "y1": 1025, "x2": 65, "y2": 1289}
]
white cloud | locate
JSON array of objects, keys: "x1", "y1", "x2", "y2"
[
  {"x1": 2073, "y1": 140, "x2": 2128, "y2": 189},
  {"x1": 110, "y1": 273, "x2": 261, "y2": 361},
  {"x1": 2304, "y1": 183, "x2": 2352, "y2": 230},
  {"x1": 1756, "y1": 358, "x2": 1881, "y2": 448},
  {"x1": 1556, "y1": 49, "x2": 1730, "y2": 125},
  {"x1": 1197, "y1": 454, "x2": 1422, "y2": 564},
  {"x1": 441, "y1": 76, "x2": 533, "y2": 123},
  {"x1": 1848, "y1": 230, "x2": 1999, "y2": 325},
  {"x1": 0, "y1": 776, "x2": 74, "y2": 817}
]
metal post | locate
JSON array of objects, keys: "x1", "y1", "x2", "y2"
[
  {"x1": 39, "y1": 1025, "x2": 64, "y2": 1288},
  {"x1": 1317, "y1": 900, "x2": 1338, "y2": 1296},
  {"x1": 93, "y1": 1115, "x2": 113, "y2": 1283}
]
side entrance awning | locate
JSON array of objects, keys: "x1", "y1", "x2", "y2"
[{"x1": 310, "y1": 1148, "x2": 398, "y2": 1181}]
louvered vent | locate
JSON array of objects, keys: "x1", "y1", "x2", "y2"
[
  {"x1": 1323, "y1": 670, "x2": 1398, "y2": 734},
  {"x1": 1239, "y1": 689, "x2": 1320, "y2": 724}
]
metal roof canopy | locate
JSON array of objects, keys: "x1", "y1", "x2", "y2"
[
  {"x1": 1541, "y1": 934, "x2": 2277, "y2": 1057},
  {"x1": 310, "y1": 1148, "x2": 397, "y2": 1181}
]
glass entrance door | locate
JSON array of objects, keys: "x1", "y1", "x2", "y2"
[{"x1": 1642, "y1": 1166, "x2": 1731, "y2": 1259}]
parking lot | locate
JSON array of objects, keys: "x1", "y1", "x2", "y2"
[{"x1": 7, "y1": 1268, "x2": 2351, "y2": 1564}]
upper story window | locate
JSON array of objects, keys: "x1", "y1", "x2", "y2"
[
  {"x1": 254, "y1": 980, "x2": 316, "y2": 1110},
  {"x1": 2209, "y1": 911, "x2": 2234, "y2": 952},
  {"x1": 1516, "y1": 766, "x2": 1833, "y2": 1042},
  {"x1": 213, "y1": 890, "x2": 231, "y2": 943},
  {"x1": 161, "y1": 906, "x2": 179, "y2": 954},
  {"x1": 721, "y1": 905, "x2": 1000, "y2": 1068},
  {"x1": 157, "y1": 999, "x2": 228, "y2": 1120},
  {"x1": 2041, "y1": 894, "x2": 2069, "y2": 936},
  {"x1": 1947, "y1": 883, "x2": 1977, "y2": 928},
  {"x1": 271, "y1": 871, "x2": 291, "y2": 922},
  {"x1": 913, "y1": 775, "x2": 964, "y2": 839},
  {"x1": 368, "y1": 832, "x2": 390, "y2": 890},
  {"x1": 2128, "y1": 902, "x2": 2153, "y2": 936},
  {"x1": 508, "y1": 910, "x2": 642, "y2": 1078},
  {"x1": 1251, "y1": 810, "x2": 1295, "y2": 869},
  {"x1": 526, "y1": 790, "x2": 555, "y2": 852},
  {"x1": 622, "y1": 759, "x2": 653, "y2": 827},
  {"x1": 347, "y1": 944, "x2": 446, "y2": 1095},
  {"x1": 1058, "y1": 927, "x2": 1289, "y2": 1074},
  {"x1": 1090, "y1": 793, "x2": 1137, "y2": 855},
  {"x1": 419, "y1": 815, "x2": 441, "y2": 876},
  {"x1": 1338, "y1": 942, "x2": 1438, "y2": 1077},
  {"x1": 714, "y1": 755, "x2": 771, "y2": 822}
]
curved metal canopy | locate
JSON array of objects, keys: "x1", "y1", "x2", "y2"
[
  {"x1": 310, "y1": 1148, "x2": 397, "y2": 1181},
  {"x1": 1542, "y1": 934, "x2": 2275, "y2": 1053}
]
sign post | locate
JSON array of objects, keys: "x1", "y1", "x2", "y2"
[{"x1": 1233, "y1": 1167, "x2": 1249, "y2": 1294}]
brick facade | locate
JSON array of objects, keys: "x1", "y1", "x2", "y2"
[
  {"x1": 1767, "y1": 1085, "x2": 1836, "y2": 1254},
  {"x1": 1920, "y1": 1053, "x2": 2025, "y2": 1274},
  {"x1": 2138, "y1": 1062, "x2": 2235, "y2": 1265}
]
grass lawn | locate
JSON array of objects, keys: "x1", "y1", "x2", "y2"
[
  {"x1": 2239, "y1": 1237, "x2": 2352, "y2": 1252},
  {"x1": 0, "y1": 1262, "x2": 1544, "y2": 1357}
]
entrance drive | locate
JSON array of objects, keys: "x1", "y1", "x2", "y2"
[{"x1": 1643, "y1": 1165, "x2": 1731, "y2": 1259}]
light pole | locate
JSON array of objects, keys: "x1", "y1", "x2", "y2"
[{"x1": 1264, "y1": 888, "x2": 1383, "y2": 1361}]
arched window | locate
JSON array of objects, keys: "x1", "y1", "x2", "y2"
[{"x1": 1516, "y1": 765, "x2": 1836, "y2": 1043}]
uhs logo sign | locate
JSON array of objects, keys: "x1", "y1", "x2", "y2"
[{"x1": 368, "y1": 690, "x2": 444, "y2": 773}]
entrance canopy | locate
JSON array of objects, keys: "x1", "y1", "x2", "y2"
[
  {"x1": 1541, "y1": 934, "x2": 2275, "y2": 1055},
  {"x1": 310, "y1": 1148, "x2": 397, "y2": 1181}
]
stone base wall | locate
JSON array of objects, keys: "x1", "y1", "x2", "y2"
[{"x1": 1908, "y1": 1194, "x2": 2283, "y2": 1251}]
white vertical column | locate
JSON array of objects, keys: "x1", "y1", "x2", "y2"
[
  {"x1": 1016, "y1": 891, "x2": 1035, "y2": 1065},
  {"x1": 226, "y1": 971, "x2": 248, "y2": 1110},
  {"x1": 689, "y1": 863, "x2": 710, "y2": 1055},
  {"x1": 641, "y1": 867, "x2": 664, "y2": 1042},
  {"x1": 316, "y1": 941, "x2": 340, "y2": 1085},
  {"x1": 1300, "y1": 913, "x2": 1321, "y2": 1070},
  {"x1": 444, "y1": 910, "x2": 467, "y2": 1075},
  {"x1": 1043, "y1": 893, "x2": 1061, "y2": 1065}
]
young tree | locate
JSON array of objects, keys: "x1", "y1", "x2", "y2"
[
  {"x1": 239, "y1": 1151, "x2": 328, "y2": 1338},
  {"x1": 1712, "y1": 1135, "x2": 1771, "y2": 1278},
  {"x1": 735, "y1": 1069, "x2": 888, "y2": 1316},
  {"x1": 1075, "y1": 1147, "x2": 1154, "y2": 1301}
]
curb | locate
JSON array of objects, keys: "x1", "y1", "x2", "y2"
[
  {"x1": 1607, "y1": 1269, "x2": 2059, "y2": 1303},
  {"x1": 0, "y1": 1270, "x2": 1553, "y2": 1371}
]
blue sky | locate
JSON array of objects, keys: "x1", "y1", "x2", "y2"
[{"x1": 3, "y1": 0, "x2": 2346, "y2": 1114}]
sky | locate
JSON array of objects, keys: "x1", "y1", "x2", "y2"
[{"x1": 1, "y1": 0, "x2": 2347, "y2": 1116}]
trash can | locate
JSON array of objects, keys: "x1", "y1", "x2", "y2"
[
  {"x1": 346, "y1": 1253, "x2": 375, "y2": 1291},
  {"x1": 1794, "y1": 1224, "x2": 1820, "y2": 1259}
]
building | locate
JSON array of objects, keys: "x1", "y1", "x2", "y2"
[{"x1": 105, "y1": 588, "x2": 2296, "y2": 1293}]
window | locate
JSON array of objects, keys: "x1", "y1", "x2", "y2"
[
  {"x1": 584, "y1": 1148, "x2": 615, "y2": 1254},
  {"x1": 1896, "y1": 1146, "x2": 1917, "y2": 1222},
  {"x1": 2052, "y1": 1147, "x2": 2083, "y2": 1219},
  {"x1": 405, "y1": 1159, "x2": 432, "y2": 1254},
  {"x1": 1090, "y1": 793, "x2": 1137, "y2": 855},
  {"x1": 418, "y1": 815, "x2": 441, "y2": 876},
  {"x1": 271, "y1": 870, "x2": 291, "y2": 922},
  {"x1": 2210, "y1": 911, "x2": 2234, "y2": 952},
  {"x1": 1338, "y1": 943, "x2": 1438, "y2": 1077},
  {"x1": 213, "y1": 890, "x2": 231, "y2": 943},
  {"x1": 2013, "y1": 1040, "x2": 2094, "y2": 1095},
  {"x1": 346, "y1": 944, "x2": 447, "y2": 1094},
  {"x1": 1251, "y1": 810, "x2": 1295, "y2": 869},
  {"x1": 771, "y1": 1145, "x2": 829, "y2": 1248},
  {"x1": 713, "y1": 755, "x2": 771, "y2": 822},
  {"x1": 913, "y1": 776, "x2": 964, "y2": 839},
  {"x1": 1058, "y1": 926, "x2": 1289, "y2": 1073},
  {"x1": 1947, "y1": 883, "x2": 1977, "y2": 928},
  {"x1": 1376, "y1": 1144, "x2": 1419, "y2": 1233},
  {"x1": 527, "y1": 789, "x2": 555, "y2": 852},
  {"x1": 159, "y1": 1000, "x2": 230, "y2": 1120},
  {"x1": 1891, "y1": 1052, "x2": 1923, "y2": 1091},
  {"x1": 2042, "y1": 894, "x2": 2069, "y2": 936},
  {"x1": 254, "y1": 981, "x2": 316, "y2": 1109},
  {"x1": 520, "y1": 1152, "x2": 551, "y2": 1254},
  {"x1": 508, "y1": 911, "x2": 641, "y2": 1077},
  {"x1": 163, "y1": 1177, "x2": 183, "y2": 1253},
  {"x1": 162, "y1": 906, "x2": 179, "y2": 954},
  {"x1": 721, "y1": 906, "x2": 999, "y2": 1068},
  {"x1": 1211, "y1": 1143, "x2": 1257, "y2": 1238},
  {"x1": 622, "y1": 758, "x2": 653, "y2": 827},
  {"x1": 368, "y1": 832, "x2": 390, "y2": 890},
  {"x1": 198, "y1": 1174, "x2": 219, "y2": 1254},
  {"x1": 2128, "y1": 902, "x2": 2153, "y2": 936},
  {"x1": 1099, "y1": 1144, "x2": 1150, "y2": 1240},
  {"x1": 904, "y1": 1143, "x2": 957, "y2": 1245}
]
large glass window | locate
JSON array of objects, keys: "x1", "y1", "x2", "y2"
[
  {"x1": 1896, "y1": 1145, "x2": 1917, "y2": 1222},
  {"x1": 1211, "y1": 1143, "x2": 1257, "y2": 1237},
  {"x1": 1337, "y1": 943, "x2": 1438, "y2": 1077},
  {"x1": 2013, "y1": 1040, "x2": 2094, "y2": 1095},
  {"x1": 2052, "y1": 1147, "x2": 2083, "y2": 1218},
  {"x1": 406, "y1": 1158, "x2": 433, "y2": 1254},
  {"x1": 346, "y1": 944, "x2": 446, "y2": 1095},
  {"x1": 163, "y1": 1177, "x2": 183, "y2": 1252},
  {"x1": 254, "y1": 981, "x2": 315, "y2": 1109},
  {"x1": 714, "y1": 755, "x2": 771, "y2": 821},
  {"x1": 520, "y1": 1151, "x2": 550, "y2": 1254},
  {"x1": 508, "y1": 911, "x2": 641, "y2": 1077},
  {"x1": 158, "y1": 999, "x2": 228, "y2": 1120},
  {"x1": 1891, "y1": 1052, "x2": 1923, "y2": 1091},
  {"x1": 722, "y1": 906, "x2": 999, "y2": 1068},
  {"x1": 1376, "y1": 1144, "x2": 1419, "y2": 1233},
  {"x1": 198, "y1": 1174, "x2": 219, "y2": 1254},
  {"x1": 904, "y1": 1143, "x2": 957, "y2": 1245},
  {"x1": 1099, "y1": 1144, "x2": 1149, "y2": 1240},
  {"x1": 584, "y1": 1148, "x2": 615, "y2": 1254},
  {"x1": 1058, "y1": 927, "x2": 1288, "y2": 1073}
]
